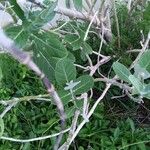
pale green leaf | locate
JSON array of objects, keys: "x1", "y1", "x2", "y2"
[
  {"x1": 30, "y1": 1, "x2": 57, "y2": 28},
  {"x1": 141, "y1": 84, "x2": 150, "y2": 99},
  {"x1": 66, "y1": 51, "x2": 76, "y2": 62},
  {"x1": 113, "y1": 62, "x2": 132, "y2": 83},
  {"x1": 134, "y1": 64, "x2": 150, "y2": 79},
  {"x1": 73, "y1": 75, "x2": 94, "y2": 95},
  {"x1": 32, "y1": 32, "x2": 68, "y2": 58},
  {"x1": 55, "y1": 58, "x2": 77, "y2": 86},
  {"x1": 5, "y1": 26, "x2": 29, "y2": 48},
  {"x1": 65, "y1": 106, "x2": 75, "y2": 118},
  {"x1": 138, "y1": 50, "x2": 150, "y2": 72},
  {"x1": 33, "y1": 42, "x2": 60, "y2": 81},
  {"x1": 64, "y1": 34, "x2": 79, "y2": 44},
  {"x1": 82, "y1": 42, "x2": 93, "y2": 54},
  {"x1": 59, "y1": 75, "x2": 94, "y2": 104},
  {"x1": 129, "y1": 75, "x2": 143, "y2": 93}
]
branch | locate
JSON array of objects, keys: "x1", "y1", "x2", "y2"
[
  {"x1": 0, "y1": 28, "x2": 65, "y2": 149},
  {"x1": 94, "y1": 78, "x2": 132, "y2": 92},
  {"x1": 130, "y1": 31, "x2": 150, "y2": 69},
  {"x1": 0, "y1": 128, "x2": 70, "y2": 143},
  {"x1": 0, "y1": 102, "x2": 17, "y2": 118},
  {"x1": 65, "y1": 83, "x2": 111, "y2": 148},
  {"x1": 0, "y1": 94, "x2": 50, "y2": 106},
  {"x1": 90, "y1": 56, "x2": 111, "y2": 76},
  {"x1": 59, "y1": 110, "x2": 80, "y2": 150},
  {"x1": 55, "y1": 7, "x2": 98, "y2": 25}
]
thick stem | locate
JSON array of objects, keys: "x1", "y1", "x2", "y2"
[{"x1": 0, "y1": 29, "x2": 66, "y2": 149}]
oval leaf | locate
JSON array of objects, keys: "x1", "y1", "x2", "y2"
[
  {"x1": 55, "y1": 58, "x2": 77, "y2": 86},
  {"x1": 82, "y1": 42, "x2": 93, "y2": 54},
  {"x1": 74, "y1": 75, "x2": 94, "y2": 95},
  {"x1": 134, "y1": 64, "x2": 150, "y2": 79},
  {"x1": 113, "y1": 62, "x2": 131, "y2": 83},
  {"x1": 138, "y1": 50, "x2": 150, "y2": 72},
  {"x1": 129, "y1": 75, "x2": 143, "y2": 93},
  {"x1": 32, "y1": 32, "x2": 68, "y2": 58}
]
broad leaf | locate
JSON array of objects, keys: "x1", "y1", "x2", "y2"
[
  {"x1": 33, "y1": 42, "x2": 60, "y2": 81},
  {"x1": 129, "y1": 75, "x2": 143, "y2": 93},
  {"x1": 59, "y1": 75, "x2": 94, "y2": 103},
  {"x1": 29, "y1": 1, "x2": 56, "y2": 29},
  {"x1": 82, "y1": 42, "x2": 93, "y2": 54},
  {"x1": 58, "y1": 90, "x2": 72, "y2": 105},
  {"x1": 113, "y1": 62, "x2": 131, "y2": 83},
  {"x1": 65, "y1": 106, "x2": 76, "y2": 118},
  {"x1": 74, "y1": 75, "x2": 94, "y2": 95},
  {"x1": 0, "y1": 117, "x2": 4, "y2": 137},
  {"x1": 141, "y1": 84, "x2": 150, "y2": 98},
  {"x1": 55, "y1": 58, "x2": 77, "y2": 86},
  {"x1": 138, "y1": 50, "x2": 150, "y2": 72},
  {"x1": 5, "y1": 26, "x2": 29, "y2": 48},
  {"x1": 66, "y1": 52, "x2": 76, "y2": 62},
  {"x1": 64, "y1": 34, "x2": 79, "y2": 44},
  {"x1": 32, "y1": 32, "x2": 68, "y2": 58},
  {"x1": 134, "y1": 64, "x2": 150, "y2": 79}
]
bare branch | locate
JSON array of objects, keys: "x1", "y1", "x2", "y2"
[
  {"x1": 59, "y1": 110, "x2": 80, "y2": 150},
  {"x1": 0, "y1": 128, "x2": 70, "y2": 143}
]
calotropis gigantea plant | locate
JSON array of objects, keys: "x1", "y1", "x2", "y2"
[{"x1": 0, "y1": 0, "x2": 150, "y2": 149}]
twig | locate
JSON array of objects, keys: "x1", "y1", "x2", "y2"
[
  {"x1": 94, "y1": 78, "x2": 131, "y2": 92},
  {"x1": 55, "y1": 7, "x2": 98, "y2": 25},
  {"x1": 84, "y1": 11, "x2": 98, "y2": 41},
  {"x1": 119, "y1": 139, "x2": 150, "y2": 150},
  {"x1": 0, "y1": 102, "x2": 17, "y2": 118},
  {"x1": 0, "y1": 128, "x2": 70, "y2": 143},
  {"x1": 82, "y1": 93, "x2": 89, "y2": 122},
  {"x1": 74, "y1": 64, "x2": 89, "y2": 71},
  {"x1": 65, "y1": 83, "x2": 111, "y2": 147},
  {"x1": 127, "y1": 0, "x2": 132, "y2": 12},
  {"x1": 85, "y1": 0, "x2": 91, "y2": 9},
  {"x1": 97, "y1": 22, "x2": 105, "y2": 63},
  {"x1": 90, "y1": 56, "x2": 111, "y2": 76},
  {"x1": 126, "y1": 49, "x2": 141, "y2": 53},
  {"x1": 85, "y1": 53, "x2": 93, "y2": 67},
  {"x1": 59, "y1": 110, "x2": 80, "y2": 150},
  {"x1": 92, "y1": 51, "x2": 108, "y2": 58},
  {"x1": 113, "y1": 0, "x2": 121, "y2": 48},
  {"x1": 27, "y1": 0, "x2": 46, "y2": 9},
  {"x1": 130, "y1": 31, "x2": 150, "y2": 69},
  {"x1": 0, "y1": 94, "x2": 50, "y2": 106},
  {"x1": 88, "y1": 0, "x2": 96, "y2": 15}
]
